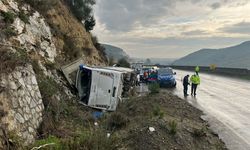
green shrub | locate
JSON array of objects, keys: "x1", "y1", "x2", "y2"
[
  {"x1": 169, "y1": 120, "x2": 177, "y2": 135},
  {"x1": 0, "y1": 48, "x2": 28, "y2": 74},
  {"x1": 85, "y1": 15, "x2": 95, "y2": 32},
  {"x1": 31, "y1": 60, "x2": 43, "y2": 75},
  {"x1": 1, "y1": 11, "x2": 15, "y2": 24},
  {"x1": 193, "y1": 127, "x2": 206, "y2": 137},
  {"x1": 66, "y1": 0, "x2": 96, "y2": 22},
  {"x1": 19, "y1": 11, "x2": 29, "y2": 24},
  {"x1": 38, "y1": 77, "x2": 59, "y2": 106},
  {"x1": 44, "y1": 61, "x2": 56, "y2": 70},
  {"x1": 6, "y1": 131, "x2": 25, "y2": 150},
  {"x1": 61, "y1": 129, "x2": 118, "y2": 150},
  {"x1": 148, "y1": 82, "x2": 160, "y2": 94},
  {"x1": 3, "y1": 26, "x2": 17, "y2": 37},
  {"x1": 107, "y1": 112, "x2": 128, "y2": 130},
  {"x1": 32, "y1": 135, "x2": 62, "y2": 150},
  {"x1": 152, "y1": 105, "x2": 164, "y2": 119}
]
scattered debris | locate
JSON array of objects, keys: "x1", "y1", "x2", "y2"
[
  {"x1": 149, "y1": 127, "x2": 155, "y2": 132},
  {"x1": 92, "y1": 111, "x2": 104, "y2": 120},
  {"x1": 107, "y1": 133, "x2": 111, "y2": 138}
]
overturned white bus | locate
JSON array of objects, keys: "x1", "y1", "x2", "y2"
[{"x1": 61, "y1": 59, "x2": 135, "y2": 111}]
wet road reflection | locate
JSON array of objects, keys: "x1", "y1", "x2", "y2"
[{"x1": 171, "y1": 69, "x2": 250, "y2": 150}]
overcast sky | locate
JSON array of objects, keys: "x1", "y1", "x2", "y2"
[{"x1": 93, "y1": 0, "x2": 250, "y2": 59}]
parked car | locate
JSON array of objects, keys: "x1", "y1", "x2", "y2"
[{"x1": 157, "y1": 67, "x2": 176, "y2": 87}]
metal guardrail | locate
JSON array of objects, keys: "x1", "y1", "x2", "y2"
[{"x1": 170, "y1": 65, "x2": 250, "y2": 77}]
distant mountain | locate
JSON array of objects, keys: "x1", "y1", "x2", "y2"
[
  {"x1": 150, "y1": 58, "x2": 177, "y2": 65},
  {"x1": 102, "y1": 44, "x2": 129, "y2": 61},
  {"x1": 173, "y1": 41, "x2": 250, "y2": 69},
  {"x1": 131, "y1": 58, "x2": 176, "y2": 65}
]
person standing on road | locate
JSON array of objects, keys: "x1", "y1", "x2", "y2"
[
  {"x1": 190, "y1": 73, "x2": 200, "y2": 96},
  {"x1": 183, "y1": 75, "x2": 190, "y2": 96},
  {"x1": 136, "y1": 73, "x2": 140, "y2": 86},
  {"x1": 195, "y1": 66, "x2": 200, "y2": 75}
]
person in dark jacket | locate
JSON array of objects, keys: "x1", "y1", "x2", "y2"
[{"x1": 183, "y1": 75, "x2": 190, "y2": 96}]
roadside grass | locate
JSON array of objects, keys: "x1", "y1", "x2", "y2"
[
  {"x1": 107, "y1": 112, "x2": 129, "y2": 131},
  {"x1": 32, "y1": 135, "x2": 61, "y2": 150},
  {"x1": 169, "y1": 120, "x2": 177, "y2": 135},
  {"x1": 148, "y1": 82, "x2": 160, "y2": 94},
  {"x1": 152, "y1": 105, "x2": 164, "y2": 119},
  {"x1": 192, "y1": 127, "x2": 206, "y2": 137}
]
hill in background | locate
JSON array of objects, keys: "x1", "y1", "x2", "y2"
[
  {"x1": 173, "y1": 41, "x2": 250, "y2": 69},
  {"x1": 102, "y1": 44, "x2": 129, "y2": 61}
]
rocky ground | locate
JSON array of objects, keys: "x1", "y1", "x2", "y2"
[
  {"x1": 28, "y1": 89, "x2": 227, "y2": 150},
  {"x1": 110, "y1": 90, "x2": 227, "y2": 150}
]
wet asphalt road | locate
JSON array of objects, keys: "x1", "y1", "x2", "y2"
[{"x1": 171, "y1": 69, "x2": 250, "y2": 150}]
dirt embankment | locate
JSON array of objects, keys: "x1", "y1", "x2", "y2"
[
  {"x1": 108, "y1": 90, "x2": 227, "y2": 150},
  {"x1": 31, "y1": 89, "x2": 226, "y2": 149}
]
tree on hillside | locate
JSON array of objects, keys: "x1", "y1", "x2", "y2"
[
  {"x1": 85, "y1": 16, "x2": 95, "y2": 32},
  {"x1": 117, "y1": 58, "x2": 130, "y2": 68},
  {"x1": 66, "y1": 0, "x2": 96, "y2": 22}
]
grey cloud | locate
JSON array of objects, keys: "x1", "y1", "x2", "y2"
[
  {"x1": 221, "y1": 22, "x2": 250, "y2": 34},
  {"x1": 182, "y1": 30, "x2": 207, "y2": 36},
  {"x1": 95, "y1": 0, "x2": 178, "y2": 32},
  {"x1": 210, "y1": 2, "x2": 221, "y2": 9},
  {"x1": 95, "y1": 0, "x2": 250, "y2": 32}
]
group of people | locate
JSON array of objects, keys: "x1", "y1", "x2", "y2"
[
  {"x1": 136, "y1": 68, "x2": 158, "y2": 86},
  {"x1": 182, "y1": 66, "x2": 201, "y2": 96}
]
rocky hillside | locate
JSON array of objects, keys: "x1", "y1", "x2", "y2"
[
  {"x1": 173, "y1": 41, "x2": 250, "y2": 69},
  {"x1": 102, "y1": 44, "x2": 129, "y2": 62},
  {"x1": 0, "y1": 0, "x2": 107, "y2": 148}
]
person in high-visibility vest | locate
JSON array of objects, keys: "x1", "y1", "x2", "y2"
[
  {"x1": 195, "y1": 66, "x2": 200, "y2": 75},
  {"x1": 190, "y1": 73, "x2": 200, "y2": 96}
]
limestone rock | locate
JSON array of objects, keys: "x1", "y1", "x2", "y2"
[
  {"x1": 16, "y1": 11, "x2": 57, "y2": 62},
  {"x1": 9, "y1": 81, "x2": 17, "y2": 90},
  {"x1": 0, "y1": 65, "x2": 44, "y2": 145},
  {"x1": 15, "y1": 113, "x2": 25, "y2": 124},
  {"x1": 0, "y1": 1, "x2": 8, "y2": 12},
  {"x1": 12, "y1": 18, "x2": 25, "y2": 34},
  {"x1": 8, "y1": 0, "x2": 19, "y2": 12}
]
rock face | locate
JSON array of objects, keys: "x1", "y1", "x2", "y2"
[
  {"x1": 0, "y1": 65, "x2": 44, "y2": 144},
  {"x1": 16, "y1": 11, "x2": 57, "y2": 62},
  {"x1": 45, "y1": 1, "x2": 107, "y2": 65},
  {"x1": 0, "y1": 0, "x2": 56, "y2": 145},
  {"x1": 0, "y1": 0, "x2": 107, "y2": 147}
]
